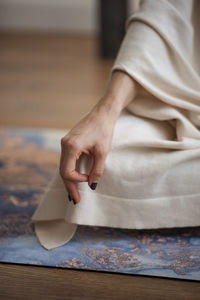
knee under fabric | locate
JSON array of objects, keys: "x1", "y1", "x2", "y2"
[{"x1": 31, "y1": 109, "x2": 200, "y2": 250}]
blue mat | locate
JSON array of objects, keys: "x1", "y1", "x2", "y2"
[{"x1": 0, "y1": 127, "x2": 200, "y2": 281}]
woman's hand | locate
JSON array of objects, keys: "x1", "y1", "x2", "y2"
[
  {"x1": 59, "y1": 98, "x2": 119, "y2": 204},
  {"x1": 59, "y1": 70, "x2": 140, "y2": 204}
]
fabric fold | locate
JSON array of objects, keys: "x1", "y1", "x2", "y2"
[
  {"x1": 111, "y1": 0, "x2": 200, "y2": 143},
  {"x1": 31, "y1": 0, "x2": 200, "y2": 250},
  {"x1": 31, "y1": 166, "x2": 78, "y2": 250}
]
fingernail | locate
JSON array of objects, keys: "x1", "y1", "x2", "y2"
[
  {"x1": 90, "y1": 182, "x2": 98, "y2": 190},
  {"x1": 68, "y1": 194, "x2": 72, "y2": 201},
  {"x1": 72, "y1": 199, "x2": 76, "y2": 205}
]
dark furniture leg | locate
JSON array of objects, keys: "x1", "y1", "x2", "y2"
[{"x1": 98, "y1": 0, "x2": 128, "y2": 59}]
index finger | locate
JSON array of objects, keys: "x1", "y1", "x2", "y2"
[{"x1": 59, "y1": 146, "x2": 89, "y2": 182}]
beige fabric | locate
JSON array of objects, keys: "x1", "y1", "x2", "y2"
[{"x1": 31, "y1": 0, "x2": 200, "y2": 250}]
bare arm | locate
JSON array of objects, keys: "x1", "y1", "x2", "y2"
[
  {"x1": 60, "y1": 70, "x2": 139, "y2": 204},
  {"x1": 91, "y1": 70, "x2": 139, "y2": 121}
]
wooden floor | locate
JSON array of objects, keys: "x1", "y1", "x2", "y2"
[
  {"x1": 0, "y1": 32, "x2": 200, "y2": 299},
  {"x1": 0, "y1": 31, "x2": 113, "y2": 129},
  {"x1": 1, "y1": 263, "x2": 200, "y2": 300}
]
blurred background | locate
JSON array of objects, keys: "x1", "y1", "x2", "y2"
[{"x1": 0, "y1": 0, "x2": 139, "y2": 129}]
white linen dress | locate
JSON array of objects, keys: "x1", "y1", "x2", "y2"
[{"x1": 31, "y1": 0, "x2": 200, "y2": 250}]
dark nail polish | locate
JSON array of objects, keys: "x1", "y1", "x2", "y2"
[
  {"x1": 72, "y1": 199, "x2": 76, "y2": 205},
  {"x1": 68, "y1": 194, "x2": 72, "y2": 201},
  {"x1": 90, "y1": 182, "x2": 98, "y2": 190}
]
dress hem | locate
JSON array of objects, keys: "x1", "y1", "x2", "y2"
[{"x1": 63, "y1": 189, "x2": 200, "y2": 230}]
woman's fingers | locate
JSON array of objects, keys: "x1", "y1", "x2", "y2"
[
  {"x1": 65, "y1": 180, "x2": 81, "y2": 204},
  {"x1": 61, "y1": 151, "x2": 88, "y2": 182},
  {"x1": 59, "y1": 120, "x2": 112, "y2": 202},
  {"x1": 60, "y1": 138, "x2": 89, "y2": 203},
  {"x1": 88, "y1": 147, "x2": 107, "y2": 188},
  {"x1": 60, "y1": 138, "x2": 89, "y2": 183}
]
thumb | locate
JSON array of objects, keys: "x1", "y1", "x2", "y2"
[{"x1": 88, "y1": 151, "x2": 107, "y2": 190}]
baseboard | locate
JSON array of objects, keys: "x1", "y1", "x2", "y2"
[{"x1": 0, "y1": 0, "x2": 97, "y2": 33}]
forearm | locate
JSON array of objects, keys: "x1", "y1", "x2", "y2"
[{"x1": 91, "y1": 70, "x2": 140, "y2": 122}]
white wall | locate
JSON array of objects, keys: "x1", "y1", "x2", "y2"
[
  {"x1": 0, "y1": 0, "x2": 97, "y2": 33},
  {"x1": 0, "y1": 0, "x2": 139, "y2": 34}
]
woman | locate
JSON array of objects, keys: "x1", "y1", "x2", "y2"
[{"x1": 31, "y1": 0, "x2": 200, "y2": 250}]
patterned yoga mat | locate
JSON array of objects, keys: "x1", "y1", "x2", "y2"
[{"x1": 0, "y1": 127, "x2": 200, "y2": 281}]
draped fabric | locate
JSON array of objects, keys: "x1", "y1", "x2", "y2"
[{"x1": 31, "y1": 0, "x2": 200, "y2": 250}]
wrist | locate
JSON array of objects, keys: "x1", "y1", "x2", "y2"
[
  {"x1": 89, "y1": 71, "x2": 139, "y2": 123},
  {"x1": 91, "y1": 95, "x2": 123, "y2": 123},
  {"x1": 103, "y1": 70, "x2": 139, "y2": 113}
]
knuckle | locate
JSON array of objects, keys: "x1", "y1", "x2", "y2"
[
  {"x1": 66, "y1": 138, "x2": 80, "y2": 150},
  {"x1": 60, "y1": 135, "x2": 80, "y2": 150},
  {"x1": 59, "y1": 168, "x2": 69, "y2": 180},
  {"x1": 95, "y1": 145, "x2": 107, "y2": 157},
  {"x1": 100, "y1": 149, "x2": 107, "y2": 157},
  {"x1": 93, "y1": 170, "x2": 103, "y2": 178},
  {"x1": 60, "y1": 136, "x2": 67, "y2": 147}
]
